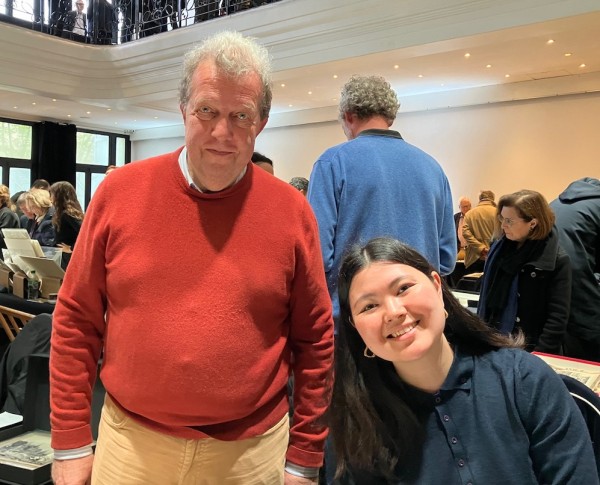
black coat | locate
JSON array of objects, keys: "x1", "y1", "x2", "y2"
[
  {"x1": 479, "y1": 229, "x2": 571, "y2": 354},
  {"x1": 550, "y1": 177, "x2": 600, "y2": 341}
]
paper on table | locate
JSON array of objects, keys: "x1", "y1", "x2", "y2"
[{"x1": 0, "y1": 412, "x2": 23, "y2": 429}]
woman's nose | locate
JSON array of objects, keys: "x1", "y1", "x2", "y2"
[{"x1": 384, "y1": 298, "x2": 406, "y2": 322}]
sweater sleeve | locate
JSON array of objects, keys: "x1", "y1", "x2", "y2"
[
  {"x1": 50, "y1": 186, "x2": 108, "y2": 450},
  {"x1": 286, "y1": 201, "x2": 334, "y2": 468},
  {"x1": 307, "y1": 156, "x2": 338, "y2": 277},
  {"x1": 438, "y1": 177, "x2": 457, "y2": 275},
  {"x1": 516, "y1": 353, "x2": 599, "y2": 483}
]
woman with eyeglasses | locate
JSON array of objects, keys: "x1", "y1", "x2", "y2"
[
  {"x1": 328, "y1": 237, "x2": 595, "y2": 484},
  {"x1": 477, "y1": 189, "x2": 571, "y2": 354}
]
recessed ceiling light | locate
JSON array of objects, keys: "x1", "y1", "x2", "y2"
[
  {"x1": 67, "y1": 114, "x2": 71, "y2": 117},
  {"x1": 107, "y1": 108, "x2": 112, "y2": 111},
  {"x1": 12, "y1": 106, "x2": 17, "y2": 109},
  {"x1": 153, "y1": 116, "x2": 158, "y2": 119},
  {"x1": 564, "y1": 53, "x2": 572, "y2": 57},
  {"x1": 546, "y1": 39, "x2": 554, "y2": 45},
  {"x1": 114, "y1": 122, "x2": 118, "y2": 125},
  {"x1": 333, "y1": 74, "x2": 338, "y2": 79},
  {"x1": 486, "y1": 64, "x2": 492, "y2": 68},
  {"x1": 32, "y1": 102, "x2": 36, "y2": 106},
  {"x1": 331, "y1": 98, "x2": 336, "y2": 102},
  {"x1": 308, "y1": 91, "x2": 312, "y2": 95},
  {"x1": 52, "y1": 99, "x2": 57, "y2": 102},
  {"x1": 133, "y1": 119, "x2": 137, "y2": 122},
  {"x1": 418, "y1": 74, "x2": 423, "y2": 78},
  {"x1": 86, "y1": 111, "x2": 91, "y2": 114},
  {"x1": 464, "y1": 53, "x2": 471, "y2": 58},
  {"x1": 505, "y1": 74, "x2": 510, "y2": 78},
  {"x1": 579, "y1": 63, "x2": 586, "y2": 68},
  {"x1": 393, "y1": 65, "x2": 399, "y2": 69},
  {"x1": 280, "y1": 83, "x2": 285, "y2": 88},
  {"x1": 288, "y1": 104, "x2": 293, "y2": 107}
]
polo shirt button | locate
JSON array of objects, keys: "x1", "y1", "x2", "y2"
[
  {"x1": 451, "y1": 437, "x2": 458, "y2": 444},
  {"x1": 531, "y1": 271, "x2": 537, "y2": 278},
  {"x1": 435, "y1": 397, "x2": 441, "y2": 404},
  {"x1": 515, "y1": 317, "x2": 520, "y2": 323},
  {"x1": 443, "y1": 415, "x2": 450, "y2": 422},
  {"x1": 458, "y1": 459, "x2": 465, "y2": 467}
]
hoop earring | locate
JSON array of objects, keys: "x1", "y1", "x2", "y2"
[
  {"x1": 348, "y1": 316, "x2": 355, "y2": 328},
  {"x1": 364, "y1": 346, "x2": 376, "y2": 358},
  {"x1": 444, "y1": 309, "x2": 449, "y2": 319}
]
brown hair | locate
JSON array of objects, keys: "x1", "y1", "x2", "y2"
[
  {"x1": 0, "y1": 185, "x2": 12, "y2": 210},
  {"x1": 496, "y1": 189, "x2": 555, "y2": 240},
  {"x1": 49, "y1": 181, "x2": 84, "y2": 232}
]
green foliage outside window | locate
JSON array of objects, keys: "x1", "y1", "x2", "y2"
[{"x1": 0, "y1": 122, "x2": 32, "y2": 159}]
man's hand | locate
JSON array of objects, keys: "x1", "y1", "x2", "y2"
[
  {"x1": 284, "y1": 471, "x2": 319, "y2": 485},
  {"x1": 52, "y1": 455, "x2": 94, "y2": 485}
]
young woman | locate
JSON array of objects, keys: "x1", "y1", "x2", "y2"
[
  {"x1": 329, "y1": 237, "x2": 597, "y2": 484},
  {"x1": 49, "y1": 181, "x2": 84, "y2": 252},
  {"x1": 478, "y1": 189, "x2": 571, "y2": 354}
]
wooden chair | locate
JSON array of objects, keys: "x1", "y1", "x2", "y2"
[{"x1": 0, "y1": 305, "x2": 35, "y2": 342}]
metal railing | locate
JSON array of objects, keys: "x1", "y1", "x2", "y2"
[{"x1": 0, "y1": 0, "x2": 278, "y2": 44}]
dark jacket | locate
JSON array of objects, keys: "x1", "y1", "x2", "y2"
[
  {"x1": 550, "y1": 177, "x2": 600, "y2": 341},
  {"x1": 30, "y1": 208, "x2": 56, "y2": 247},
  {"x1": 479, "y1": 228, "x2": 571, "y2": 353},
  {"x1": 54, "y1": 213, "x2": 82, "y2": 248}
]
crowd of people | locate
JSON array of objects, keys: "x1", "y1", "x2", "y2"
[
  {"x1": 0, "y1": 179, "x2": 84, "y2": 269},
  {"x1": 0, "y1": 29, "x2": 593, "y2": 485}
]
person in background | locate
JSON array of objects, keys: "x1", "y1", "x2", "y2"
[
  {"x1": 462, "y1": 190, "x2": 496, "y2": 272},
  {"x1": 453, "y1": 196, "x2": 471, "y2": 260},
  {"x1": 329, "y1": 237, "x2": 597, "y2": 484},
  {"x1": 49, "y1": 181, "x2": 84, "y2": 268},
  {"x1": 24, "y1": 189, "x2": 55, "y2": 247},
  {"x1": 62, "y1": 0, "x2": 88, "y2": 43},
  {"x1": 251, "y1": 151, "x2": 274, "y2": 175},
  {"x1": 289, "y1": 177, "x2": 309, "y2": 196},
  {"x1": 49, "y1": 31, "x2": 333, "y2": 485},
  {"x1": 16, "y1": 192, "x2": 35, "y2": 232},
  {"x1": 478, "y1": 190, "x2": 570, "y2": 354},
  {"x1": 0, "y1": 185, "x2": 20, "y2": 252},
  {"x1": 104, "y1": 165, "x2": 117, "y2": 176},
  {"x1": 551, "y1": 177, "x2": 600, "y2": 362},
  {"x1": 31, "y1": 179, "x2": 51, "y2": 191},
  {"x1": 308, "y1": 74, "x2": 456, "y2": 330}
]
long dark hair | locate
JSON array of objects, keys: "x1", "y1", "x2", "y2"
[
  {"x1": 330, "y1": 237, "x2": 522, "y2": 480},
  {"x1": 50, "y1": 181, "x2": 84, "y2": 232}
]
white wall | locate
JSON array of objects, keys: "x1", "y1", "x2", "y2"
[{"x1": 132, "y1": 91, "x2": 600, "y2": 206}]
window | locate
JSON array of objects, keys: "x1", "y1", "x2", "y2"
[
  {"x1": 0, "y1": 119, "x2": 33, "y2": 197},
  {"x1": 76, "y1": 129, "x2": 130, "y2": 209}
]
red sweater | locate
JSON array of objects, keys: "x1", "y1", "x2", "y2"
[{"x1": 50, "y1": 149, "x2": 334, "y2": 468}]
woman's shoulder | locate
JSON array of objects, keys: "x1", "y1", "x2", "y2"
[{"x1": 478, "y1": 347, "x2": 553, "y2": 377}]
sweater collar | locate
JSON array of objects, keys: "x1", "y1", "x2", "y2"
[{"x1": 356, "y1": 128, "x2": 403, "y2": 139}]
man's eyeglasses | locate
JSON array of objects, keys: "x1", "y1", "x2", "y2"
[{"x1": 497, "y1": 215, "x2": 523, "y2": 227}]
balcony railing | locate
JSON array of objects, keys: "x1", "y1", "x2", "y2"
[{"x1": 0, "y1": 0, "x2": 279, "y2": 44}]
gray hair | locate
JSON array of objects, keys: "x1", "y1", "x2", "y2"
[
  {"x1": 178, "y1": 31, "x2": 272, "y2": 120},
  {"x1": 339, "y1": 75, "x2": 400, "y2": 124},
  {"x1": 289, "y1": 177, "x2": 309, "y2": 192}
]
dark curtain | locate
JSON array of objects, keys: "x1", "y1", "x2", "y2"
[{"x1": 31, "y1": 122, "x2": 77, "y2": 186}]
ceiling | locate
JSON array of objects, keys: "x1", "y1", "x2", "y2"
[{"x1": 0, "y1": 0, "x2": 599, "y2": 137}]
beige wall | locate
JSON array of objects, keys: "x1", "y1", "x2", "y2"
[{"x1": 133, "y1": 91, "x2": 600, "y2": 206}]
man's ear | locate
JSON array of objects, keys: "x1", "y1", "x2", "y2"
[
  {"x1": 180, "y1": 104, "x2": 187, "y2": 123},
  {"x1": 256, "y1": 117, "x2": 269, "y2": 135}
]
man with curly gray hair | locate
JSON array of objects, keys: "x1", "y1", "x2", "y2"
[
  {"x1": 49, "y1": 31, "x2": 333, "y2": 485},
  {"x1": 308, "y1": 74, "x2": 456, "y2": 333}
]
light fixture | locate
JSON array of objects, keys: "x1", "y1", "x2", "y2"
[
  {"x1": 393, "y1": 65, "x2": 399, "y2": 69},
  {"x1": 464, "y1": 53, "x2": 471, "y2": 58},
  {"x1": 505, "y1": 74, "x2": 510, "y2": 78},
  {"x1": 486, "y1": 64, "x2": 492, "y2": 68},
  {"x1": 288, "y1": 104, "x2": 293, "y2": 107},
  {"x1": 12, "y1": 106, "x2": 17, "y2": 109},
  {"x1": 67, "y1": 114, "x2": 72, "y2": 117},
  {"x1": 418, "y1": 74, "x2": 423, "y2": 78},
  {"x1": 579, "y1": 63, "x2": 586, "y2": 68},
  {"x1": 32, "y1": 102, "x2": 36, "y2": 106},
  {"x1": 86, "y1": 111, "x2": 91, "y2": 114},
  {"x1": 308, "y1": 91, "x2": 312, "y2": 95},
  {"x1": 546, "y1": 39, "x2": 554, "y2": 45},
  {"x1": 333, "y1": 74, "x2": 338, "y2": 79},
  {"x1": 107, "y1": 108, "x2": 112, "y2": 111},
  {"x1": 564, "y1": 53, "x2": 572, "y2": 57},
  {"x1": 52, "y1": 99, "x2": 57, "y2": 102},
  {"x1": 153, "y1": 116, "x2": 158, "y2": 119},
  {"x1": 280, "y1": 83, "x2": 285, "y2": 87}
]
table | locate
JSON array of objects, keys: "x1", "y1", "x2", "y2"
[
  {"x1": 534, "y1": 352, "x2": 600, "y2": 394},
  {"x1": 0, "y1": 292, "x2": 55, "y2": 315}
]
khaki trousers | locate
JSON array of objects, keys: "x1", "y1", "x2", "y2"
[{"x1": 92, "y1": 396, "x2": 289, "y2": 485}]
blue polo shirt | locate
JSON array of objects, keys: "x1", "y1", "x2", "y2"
[{"x1": 344, "y1": 348, "x2": 598, "y2": 484}]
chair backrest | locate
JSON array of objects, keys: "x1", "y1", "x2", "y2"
[
  {"x1": 0, "y1": 305, "x2": 35, "y2": 342},
  {"x1": 560, "y1": 374, "x2": 600, "y2": 476}
]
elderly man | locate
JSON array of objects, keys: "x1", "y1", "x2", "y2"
[
  {"x1": 307, "y1": 75, "x2": 456, "y2": 328},
  {"x1": 50, "y1": 31, "x2": 334, "y2": 485},
  {"x1": 462, "y1": 190, "x2": 496, "y2": 272},
  {"x1": 454, "y1": 196, "x2": 471, "y2": 259}
]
